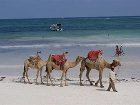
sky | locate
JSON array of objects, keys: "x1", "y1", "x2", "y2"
[{"x1": 0, "y1": 0, "x2": 140, "y2": 19}]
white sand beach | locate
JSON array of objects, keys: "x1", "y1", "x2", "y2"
[
  {"x1": 0, "y1": 76, "x2": 140, "y2": 105},
  {"x1": 0, "y1": 51, "x2": 140, "y2": 105},
  {"x1": 0, "y1": 47, "x2": 140, "y2": 105}
]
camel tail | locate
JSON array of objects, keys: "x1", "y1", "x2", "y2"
[
  {"x1": 22, "y1": 65, "x2": 26, "y2": 78},
  {"x1": 45, "y1": 65, "x2": 48, "y2": 72}
]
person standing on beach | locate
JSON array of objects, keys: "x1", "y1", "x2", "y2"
[
  {"x1": 115, "y1": 45, "x2": 125, "y2": 57},
  {"x1": 107, "y1": 66, "x2": 118, "y2": 92},
  {"x1": 120, "y1": 45, "x2": 125, "y2": 56},
  {"x1": 115, "y1": 45, "x2": 120, "y2": 57}
]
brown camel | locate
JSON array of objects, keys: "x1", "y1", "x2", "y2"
[
  {"x1": 46, "y1": 55, "x2": 83, "y2": 87},
  {"x1": 79, "y1": 57, "x2": 121, "y2": 87},
  {"x1": 22, "y1": 51, "x2": 47, "y2": 84}
]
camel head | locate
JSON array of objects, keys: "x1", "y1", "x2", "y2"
[
  {"x1": 76, "y1": 56, "x2": 84, "y2": 62},
  {"x1": 47, "y1": 54, "x2": 52, "y2": 62},
  {"x1": 111, "y1": 59, "x2": 121, "y2": 69}
]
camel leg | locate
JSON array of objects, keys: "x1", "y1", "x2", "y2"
[
  {"x1": 25, "y1": 71, "x2": 31, "y2": 84},
  {"x1": 95, "y1": 79, "x2": 99, "y2": 86},
  {"x1": 60, "y1": 70, "x2": 65, "y2": 87},
  {"x1": 40, "y1": 69, "x2": 44, "y2": 84},
  {"x1": 99, "y1": 70, "x2": 104, "y2": 88},
  {"x1": 79, "y1": 59, "x2": 86, "y2": 86},
  {"x1": 46, "y1": 72, "x2": 52, "y2": 86},
  {"x1": 95, "y1": 70, "x2": 104, "y2": 88},
  {"x1": 45, "y1": 66, "x2": 49, "y2": 86},
  {"x1": 35, "y1": 70, "x2": 39, "y2": 85},
  {"x1": 22, "y1": 71, "x2": 26, "y2": 83},
  {"x1": 22, "y1": 66, "x2": 26, "y2": 83},
  {"x1": 95, "y1": 70, "x2": 100, "y2": 86},
  {"x1": 79, "y1": 68, "x2": 85, "y2": 86},
  {"x1": 46, "y1": 73, "x2": 49, "y2": 86},
  {"x1": 86, "y1": 68, "x2": 93, "y2": 85},
  {"x1": 64, "y1": 69, "x2": 68, "y2": 86},
  {"x1": 49, "y1": 73, "x2": 54, "y2": 86},
  {"x1": 47, "y1": 70, "x2": 54, "y2": 86}
]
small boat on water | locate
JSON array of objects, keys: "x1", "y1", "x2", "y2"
[{"x1": 50, "y1": 23, "x2": 63, "y2": 31}]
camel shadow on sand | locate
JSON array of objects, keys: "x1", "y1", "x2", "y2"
[{"x1": 96, "y1": 88, "x2": 107, "y2": 92}]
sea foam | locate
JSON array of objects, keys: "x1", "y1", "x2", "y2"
[{"x1": 1, "y1": 43, "x2": 140, "y2": 49}]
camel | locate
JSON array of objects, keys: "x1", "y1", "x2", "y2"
[
  {"x1": 79, "y1": 57, "x2": 121, "y2": 87},
  {"x1": 22, "y1": 51, "x2": 47, "y2": 84},
  {"x1": 46, "y1": 55, "x2": 83, "y2": 87}
]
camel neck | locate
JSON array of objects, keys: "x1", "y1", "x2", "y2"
[
  {"x1": 70, "y1": 57, "x2": 81, "y2": 68},
  {"x1": 104, "y1": 60, "x2": 111, "y2": 69}
]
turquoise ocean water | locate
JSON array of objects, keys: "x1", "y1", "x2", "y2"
[{"x1": 0, "y1": 16, "x2": 140, "y2": 79}]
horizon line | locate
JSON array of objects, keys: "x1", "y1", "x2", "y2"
[{"x1": 0, "y1": 15, "x2": 140, "y2": 20}]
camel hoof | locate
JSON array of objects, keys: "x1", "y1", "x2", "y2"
[
  {"x1": 100, "y1": 85, "x2": 104, "y2": 88},
  {"x1": 46, "y1": 84, "x2": 50, "y2": 86},
  {"x1": 24, "y1": 82, "x2": 27, "y2": 84},
  {"x1": 52, "y1": 84, "x2": 55, "y2": 86},
  {"x1": 90, "y1": 82, "x2": 93, "y2": 85},
  {"x1": 29, "y1": 82, "x2": 32, "y2": 84},
  {"x1": 65, "y1": 84, "x2": 68, "y2": 86},
  {"x1": 60, "y1": 85, "x2": 63, "y2": 87},
  {"x1": 35, "y1": 83, "x2": 39, "y2": 85},
  {"x1": 80, "y1": 83, "x2": 84, "y2": 86},
  {"x1": 41, "y1": 82, "x2": 44, "y2": 84},
  {"x1": 95, "y1": 83, "x2": 98, "y2": 86}
]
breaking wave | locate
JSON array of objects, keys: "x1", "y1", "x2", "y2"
[{"x1": 1, "y1": 43, "x2": 140, "y2": 49}]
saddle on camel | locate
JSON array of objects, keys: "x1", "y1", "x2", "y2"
[
  {"x1": 87, "y1": 50, "x2": 103, "y2": 62},
  {"x1": 51, "y1": 52, "x2": 68, "y2": 70},
  {"x1": 28, "y1": 51, "x2": 41, "y2": 68}
]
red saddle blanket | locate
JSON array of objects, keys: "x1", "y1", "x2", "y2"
[
  {"x1": 87, "y1": 50, "x2": 102, "y2": 62},
  {"x1": 51, "y1": 54, "x2": 66, "y2": 65}
]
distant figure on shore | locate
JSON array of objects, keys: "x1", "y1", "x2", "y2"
[
  {"x1": 115, "y1": 45, "x2": 125, "y2": 57},
  {"x1": 107, "y1": 66, "x2": 118, "y2": 92},
  {"x1": 115, "y1": 45, "x2": 120, "y2": 57},
  {"x1": 119, "y1": 45, "x2": 125, "y2": 56}
]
